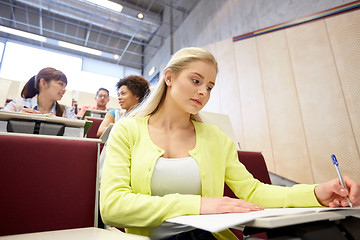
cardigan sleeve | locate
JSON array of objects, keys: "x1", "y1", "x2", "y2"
[
  {"x1": 222, "y1": 133, "x2": 321, "y2": 208},
  {"x1": 100, "y1": 117, "x2": 201, "y2": 229}
]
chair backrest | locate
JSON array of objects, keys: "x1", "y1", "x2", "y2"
[
  {"x1": 238, "y1": 150, "x2": 271, "y2": 183},
  {"x1": 85, "y1": 117, "x2": 103, "y2": 138},
  {"x1": 224, "y1": 150, "x2": 271, "y2": 198},
  {"x1": 0, "y1": 133, "x2": 100, "y2": 236}
]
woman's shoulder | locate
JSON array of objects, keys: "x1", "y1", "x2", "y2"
[
  {"x1": 115, "y1": 116, "x2": 148, "y2": 128},
  {"x1": 194, "y1": 120, "x2": 232, "y2": 140},
  {"x1": 194, "y1": 120, "x2": 223, "y2": 132}
]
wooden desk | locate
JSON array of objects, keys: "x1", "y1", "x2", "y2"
[{"x1": 0, "y1": 227, "x2": 150, "y2": 240}]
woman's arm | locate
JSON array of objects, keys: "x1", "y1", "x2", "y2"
[{"x1": 97, "y1": 112, "x2": 115, "y2": 137}]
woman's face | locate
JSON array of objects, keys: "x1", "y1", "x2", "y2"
[
  {"x1": 118, "y1": 85, "x2": 139, "y2": 111},
  {"x1": 165, "y1": 60, "x2": 217, "y2": 115},
  {"x1": 41, "y1": 79, "x2": 67, "y2": 101}
]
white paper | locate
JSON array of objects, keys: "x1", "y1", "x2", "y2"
[{"x1": 166, "y1": 207, "x2": 347, "y2": 233}]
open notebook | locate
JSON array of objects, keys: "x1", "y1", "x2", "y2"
[{"x1": 166, "y1": 207, "x2": 360, "y2": 232}]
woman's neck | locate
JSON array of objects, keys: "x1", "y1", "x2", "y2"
[
  {"x1": 149, "y1": 104, "x2": 192, "y2": 130},
  {"x1": 37, "y1": 94, "x2": 55, "y2": 114}
]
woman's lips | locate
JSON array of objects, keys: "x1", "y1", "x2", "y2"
[{"x1": 191, "y1": 99, "x2": 202, "y2": 106}]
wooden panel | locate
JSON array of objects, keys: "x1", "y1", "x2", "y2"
[
  {"x1": 233, "y1": 38, "x2": 275, "y2": 172},
  {"x1": 286, "y1": 20, "x2": 359, "y2": 183},
  {"x1": 58, "y1": 90, "x2": 73, "y2": 106},
  {"x1": 325, "y1": 10, "x2": 360, "y2": 183},
  {"x1": 7, "y1": 81, "x2": 25, "y2": 100},
  {"x1": 214, "y1": 38, "x2": 243, "y2": 149},
  {"x1": 0, "y1": 78, "x2": 12, "y2": 107},
  {"x1": 77, "y1": 91, "x2": 96, "y2": 108},
  {"x1": 256, "y1": 31, "x2": 313, "y2": 183}
]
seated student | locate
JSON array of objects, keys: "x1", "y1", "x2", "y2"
[
  {"x1": 77, "y1": 88, "x2": 110, "y2": 118},
  {"x1": 2, "y1": 67, "x2": 76, "y2": 119},
  {"x1": 100, "y1": 47, "x2": 360, "y2": 240},
  {"x1": 96, "y1": 75, "x2": 150, "y2": 138}
]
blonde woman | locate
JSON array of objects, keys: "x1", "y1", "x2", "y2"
[{"x1": 100, "y1": 47, "x2": 360, "y2": 240}]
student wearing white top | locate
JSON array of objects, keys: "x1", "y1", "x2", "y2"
[
  {"x1": 100, "y1": 47, "x2": 360, "y2": 240},
  {"x1": 2, "y1": 67, "x2": 76, "y2": 119}
]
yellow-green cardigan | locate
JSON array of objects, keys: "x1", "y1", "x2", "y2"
[{"x1": 100, "y1": 116, "x2": 321, "y2": 239}]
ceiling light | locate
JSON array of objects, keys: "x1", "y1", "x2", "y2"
[
  {"x1": 58, "y1": 41, "x2": 102, "y2": 56},
  {"x1": 148, "y1": 67, "x2": 156, "y2": 76},
  {"x1": 86, "y1": 0, "x2": 123, "y2": 12},
  {"x1": 137, "y1": 13, "x2": 144, "y2": 19},
  {"x1": 113, "y1": 54, "x2": 120, "y2": 60},
  {"x1": 0, "y1": 26, "x2": 46, "y2": 42}
]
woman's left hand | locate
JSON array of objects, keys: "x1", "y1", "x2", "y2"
[{"x1": 315, "y1": 176, "x2": 360, "y2": 207}]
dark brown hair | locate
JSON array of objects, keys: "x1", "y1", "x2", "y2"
[
  {"x1": 21, "y1": 67, "x2": 68, "y2": 117},
  {"x1": 116, "y1": 75, "x2": 150, "y2": 104}
]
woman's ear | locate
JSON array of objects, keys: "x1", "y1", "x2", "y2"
[
  {"x1": 164, "y1": 69, "x2": 173, "y2": 86},
  {"x1": 39, "y1": 78, "x2": 48, "y2": 89}
]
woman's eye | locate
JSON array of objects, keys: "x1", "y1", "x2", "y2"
[
  {"x1": 192, "y1": 79, "x2": 200, "y2": 84},
  {"x1": 206, "y1": 86, "x2": 213, "y2": 91}
]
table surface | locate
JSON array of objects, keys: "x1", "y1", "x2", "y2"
[{"x1": 0, "y1": 227, "x2": 150, "y2": 240}]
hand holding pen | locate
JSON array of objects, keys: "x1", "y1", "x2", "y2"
[
  {"x1": 331, "y1": 154, "x2": 352, "y2": 207},
  {"x1": 314, "y1": 155, "x2": 360, "y2": 207}
]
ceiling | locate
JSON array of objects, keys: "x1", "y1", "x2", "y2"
[{"x1": 0, "y1": 0, "x2": 201, "y2": 70}]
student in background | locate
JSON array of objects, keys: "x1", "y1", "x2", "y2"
[
  {"x1": 2, "y1": 67, "x2": 76, "y2": 119},
  {"x1": 100, "y1": 47, "x2": 360, "y2": 240},
  {"x1": 77, "y1": 88, "x2": 110, "y2": 118},
  {"x1": 96, "y1": 75, "x2": 150, "y2": 137}
]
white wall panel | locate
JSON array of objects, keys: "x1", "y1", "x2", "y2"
[
  {"x1": 325, "y1": 10, "x2": 360, "y2": 183},
  {"x1": 233, "y1": 38, "x2": 275, "y2": 172},
  {"x1": 256, "y1": 31, "x2": 313, "y2": 183},
  {"x1": 286, "y1": 20, "x2": 359, "y2": 183},
  {"x1": 214, "y1": 39, "x2": 243, "y2": 149}
]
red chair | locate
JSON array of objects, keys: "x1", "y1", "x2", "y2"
[
  {"x1": 0, "y1": 133, "x2": 100, "y2": 236},
  {"x1": 85, "y1": 117, "x2": 103, "y2": 139},
  {"x1": 224, "y1": 151, "x2": 271, "y2": 240}
]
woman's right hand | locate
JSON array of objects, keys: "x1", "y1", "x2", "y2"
[
  {"x1": 200, "y1": 197, "x2": 264, "y2": 215},
  {"x1": 21, "y1": 108, "x2": 41, "y2": 114}
]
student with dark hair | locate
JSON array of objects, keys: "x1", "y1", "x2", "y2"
[
  {"x1": 77, "y1": 87, "x2": 110, "y2": 118},
  {"x1": 2, "y1": 67, "x2": 76, "y2": 119},
  {"x1": 96, "y1": 75, "x2": 150, "y2": 137}
]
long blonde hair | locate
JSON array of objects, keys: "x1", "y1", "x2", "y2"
[{"x1": 131, "y1": 47, "x2": 218, "y2": 121}]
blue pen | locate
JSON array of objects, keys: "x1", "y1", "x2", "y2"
[{"x1": 331, "y1": 154, "x2": 353, "y2": 207}]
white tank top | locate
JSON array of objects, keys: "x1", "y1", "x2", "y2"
[
  {"x1": 150, "y1": 156, "x2": 201, "y2": 239},
  {"x1": 150, "y1": 156, "x2": 201, "y2": 196}
]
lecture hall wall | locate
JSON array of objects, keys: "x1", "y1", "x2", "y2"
[{"x1": 201, "y1": 9, "x2": 360, "y2": 184}]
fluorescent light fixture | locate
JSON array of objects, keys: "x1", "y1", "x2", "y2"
[
  {"x1": 0, "y1": 25, "x2": 46, "y2": 42},
  {"x1": 86, "y1": 0, "x2": 123, "y2": 12},
  {"x1": 137, "y1": 13, "x2": 144, "y2": 19},
  {"x1": 58, "y1": 41, "x2": 102, "y2": 56},
  {"x1": 148, "y1": 66, "x2": 156, "y2": 76}
]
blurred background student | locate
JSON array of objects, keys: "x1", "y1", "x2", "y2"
[
  {"x1": 97, "y1": 75, "x2": 150, "y2": 137},
  {"x1": 77, "y1": 87, "x2": 110, "y2": 118},
  {"x1": 2, "y1": 67, "x2": 76, "y2": 119}
]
